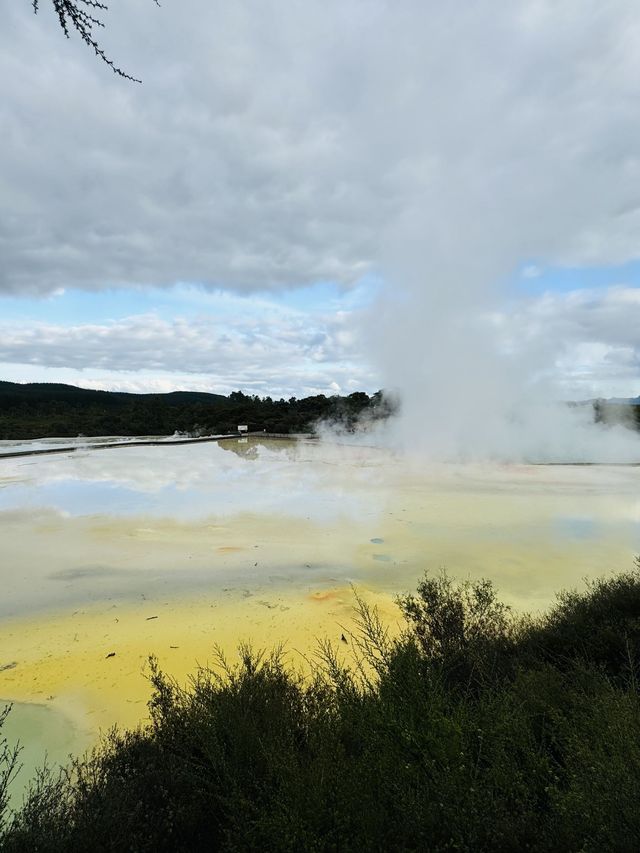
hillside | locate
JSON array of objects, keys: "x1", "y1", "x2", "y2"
[{"x1": 0, "y1": 382, "x2": 393, "y2": 439}]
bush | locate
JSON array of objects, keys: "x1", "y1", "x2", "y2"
[{"x1": 3, "y1": 566, "x2": 640, "y2": 851}]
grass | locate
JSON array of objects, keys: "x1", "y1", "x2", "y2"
[{"x1": 2, "y1": 562, "x2": 640, "y2": 851}]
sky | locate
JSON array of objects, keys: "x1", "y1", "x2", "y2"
[{"x1": 2, "y1": 1, "x2": 640, "y2": 402}]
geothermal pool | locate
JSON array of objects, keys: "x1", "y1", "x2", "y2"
[{"x1": 1, "y1": 436, "x2": 639, "y2": 800}]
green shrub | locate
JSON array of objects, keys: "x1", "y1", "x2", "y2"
[{"x1": 3, "y1": 566, "x2": 640, "y2": 851}]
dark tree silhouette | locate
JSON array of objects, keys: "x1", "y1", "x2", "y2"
[{"x1": 32, "y1": 0, "x2": 159, "y2": 82}]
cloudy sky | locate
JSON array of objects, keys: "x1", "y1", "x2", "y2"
[{"x1": 2, "y1": 0, "x2": 640, "y2": 400}]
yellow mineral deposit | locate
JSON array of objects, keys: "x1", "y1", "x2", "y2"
[{"x1": 0, "y1": 437, "x2": 638, "y2": 798}]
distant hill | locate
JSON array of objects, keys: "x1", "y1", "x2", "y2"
[
  {"x1": 0, "y1": 381, "x2": 226, "y2": 407},
  {"x1": 0, "y1": 382, "x2": 393, "y2": 440}
]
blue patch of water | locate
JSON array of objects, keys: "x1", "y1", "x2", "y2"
[{"x1": 554, "y1": 516, "x2": 599, "y2": 541}]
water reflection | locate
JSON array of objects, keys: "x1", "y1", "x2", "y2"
[
  {"x1": 0, "y1": 438, "x2": 375, "y2": 521},
  {"x1": 0, "y1": 437, "x2": 638, "y2": 620}
]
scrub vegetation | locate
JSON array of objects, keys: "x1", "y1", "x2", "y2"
[
  {"x1": 2, "y1": 564, "x2": 640, "y2": 851},
  {"x1": 0, "y1": 381, "x2": 395, "y2": 439}
]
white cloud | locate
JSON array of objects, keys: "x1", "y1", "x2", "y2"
[
  {"x1": 490, "y1": 286, "x2": 640, "y2": 399},
  {"x1": 522, "y1": 265, "x2": 542, "y2": 280},
  {"x1": 0, "y1": 298, "x2": 376, "y2": 397},
  {"x1": 2, "y1": 282, "x2": 638, "y2": 401}
]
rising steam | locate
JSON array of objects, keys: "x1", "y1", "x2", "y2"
[{"x1": 357, "y1": 2, "x2": 640, "y2": 463}]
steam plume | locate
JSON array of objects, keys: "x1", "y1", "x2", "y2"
[{"x1": 360, "y1": 2, "x2": 640, "y2": 463}]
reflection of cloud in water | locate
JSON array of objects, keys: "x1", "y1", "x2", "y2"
[
  {"x1": 0, "y1": 438, "x2": 386, "y2": 524},
  {"x1": 553, "y1": 516, "x2": 599, "y2": 542},
  {"x1": 0, "y1": 439, "x2": 640, "y2": 622}
]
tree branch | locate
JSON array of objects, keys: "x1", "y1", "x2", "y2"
[{"x1": 32, "y1": 0, "x2": 160, "y2": 82}]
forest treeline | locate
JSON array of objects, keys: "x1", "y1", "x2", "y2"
[
  {"x1": 0, "y1": 382, "x2": 396, "y2": 439},
  {"x1": 3, "y1": 565, "x2": 640, "y2": 850},
  {"x1": 1, "y1": 381, "x2": 638, "y2": 441},
  {"x1": 592, "y1": 398, "x2": 640, "y2": 430}
]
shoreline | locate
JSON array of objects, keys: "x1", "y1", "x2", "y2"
[
  {"x1": 1, "y1": 432, "x2": 638, "y2": 465},
  {"x1": 0, "y1": 432, "x2": 319, "y2": 461}
]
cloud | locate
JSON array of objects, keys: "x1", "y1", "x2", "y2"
[
  {"x1": 0, "y1": 296, "x2": 375, "y2": 397},
  {"x1": 4, "y1": 0, "x2": 640, "y2": 445},
  {"x1": 522, "y1": 266, "x2": 542, "y2": 280},
  {"x1": 2, "y1": 283, "x2": 638, "y2": 401},
  {"x1": 503, "y1": 286, "x2": 640, "y2": 398},
  {"x1": 4, "y1": 1, "x2": 640, "y2": 297},
  {"x1": 1, "y1": 2, "x2": 387, "y2": 294}
]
